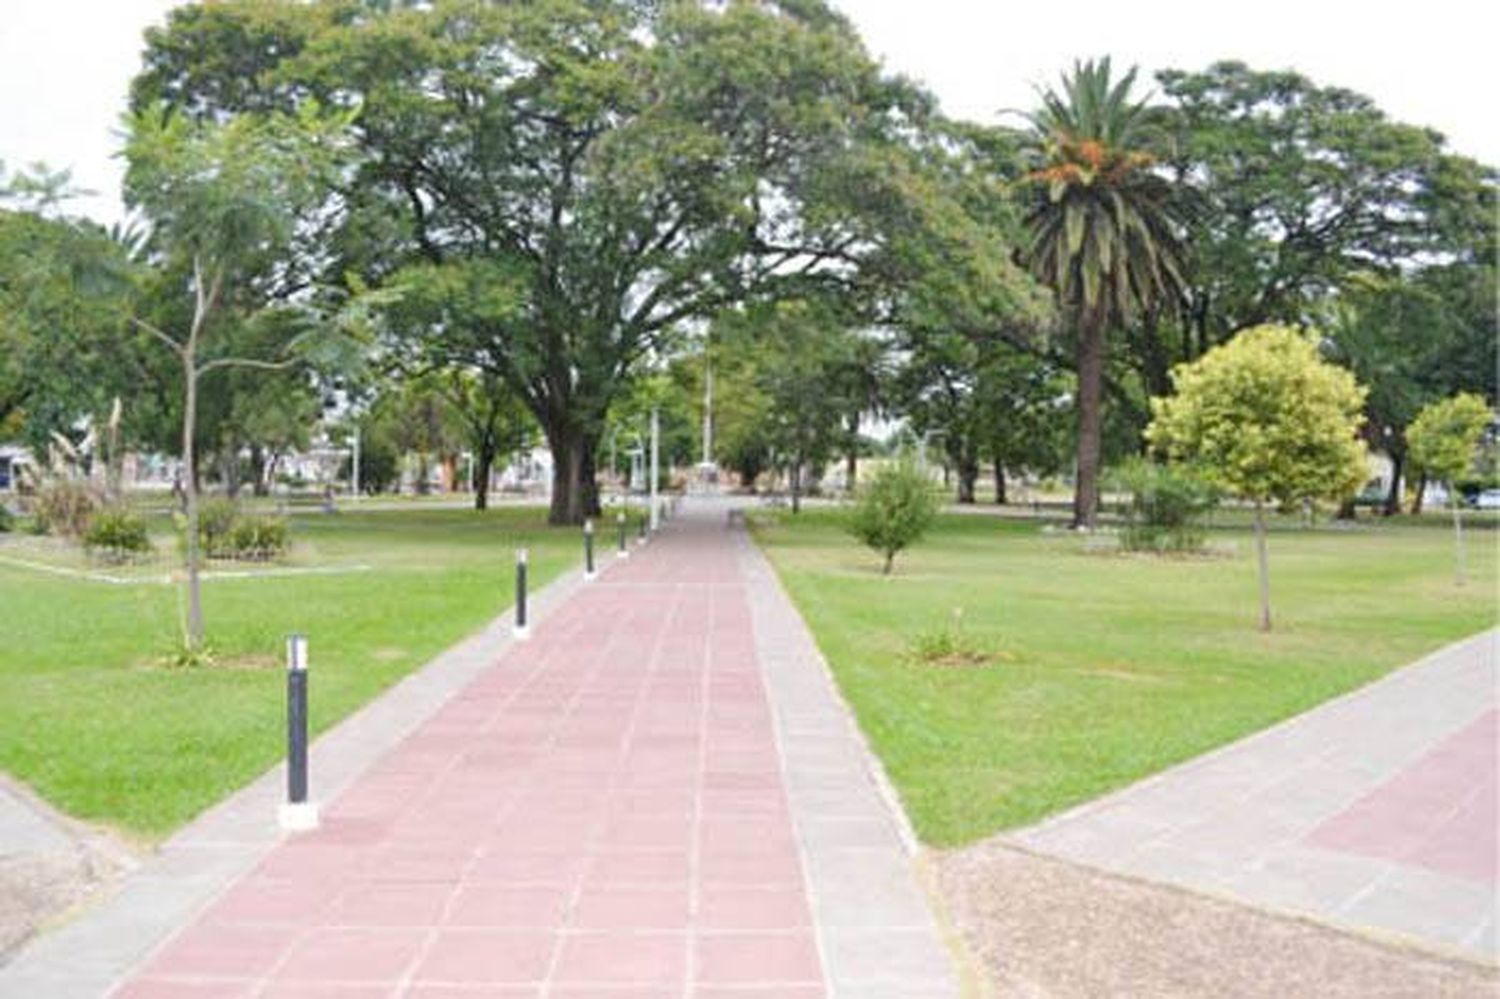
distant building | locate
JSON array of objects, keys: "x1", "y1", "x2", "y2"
[{"x1": 0, "y1": 445, "x2": 31, "y2": 493}]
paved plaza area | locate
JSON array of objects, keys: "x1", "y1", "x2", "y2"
[
  {"x1": 1014, "y1": 629, "x2": 1498, "y2": 963},
  {"x1": 0, "y1": 500, "x2": 955, "y2": 998}
]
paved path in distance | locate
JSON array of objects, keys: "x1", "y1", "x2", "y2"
[
  {"x1": 1014, "y1": 629, "x2": 1498, "y2": 963},
  {"x1": 39, "y1": 499, "x2": 955, "y2": 998}
]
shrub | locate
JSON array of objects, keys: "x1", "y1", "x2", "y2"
[
  {"x1": 83, "y1": 508, "x2": 153, "y2": 563},
  {"x1": 228, "y1": 514, "x2": 289, "y2": 561},
  {"x1": 197, "y1": 498, "x2": 240, "y2": 557},
  {"x1": 183, "y1": 500, "x2": 291, "y2": 561},
  {"x1": 1111, "y1": 458, "x2": 1218, "y2": 553},
  {"x1": 0, "y1": 504, "x2": 12, "y2": 533},
  {"x1": 908, "y1": 608, "x2": 998, "y2": 667},
  {"x1": 848, "y1": 460, "x2": 940, "y2": 575},
  {"x1": 31, "y1": 479, "x2": 98, "y2": 538}
]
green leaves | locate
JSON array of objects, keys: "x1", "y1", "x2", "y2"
[
  {"x1": 1020, "y1": 59, "x2": 1185, "y2": 326},
  {"x1": 1148, "y1": 325, "x2": 1368, "y2": 506},
  {"x1": 122, "y1": 101, "x2": 354, "y2": 277},
  {"x1": 847, "y1": 459, "x2": 940, "y2": 574},
  {"x1": 1407, "y1": 394, "x2": 1492, "y2": 487}
]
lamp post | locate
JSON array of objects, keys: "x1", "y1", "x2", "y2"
[{"x1": 649, "y1": 406, "x2": 660, "y2": 532}]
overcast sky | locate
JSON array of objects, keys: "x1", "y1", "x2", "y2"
[{"x1": 2, "y1": 0, "x2": 1494, "y2": 225}]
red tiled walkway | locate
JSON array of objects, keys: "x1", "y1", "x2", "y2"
[{"x1": 118, "y1": 514, "x2": 825, "y2": 998}]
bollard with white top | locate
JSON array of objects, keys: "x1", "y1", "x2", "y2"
[
  {"x1": 514, "y1": 547, "x2": 530, "y2": 639},
  {"x1": 583, "y1": 519, "x2": 596, "y2": 581},
  {"x1": 617, "y1": 512, "x2": 629, "y2": 558},
  {"x1": 279, "y1": 634, "x2": 319, "y2": 832}
]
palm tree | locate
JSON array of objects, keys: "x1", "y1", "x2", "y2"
[{"x1": 1021, "y1": 58, "x2": 1186, "y2": 528}]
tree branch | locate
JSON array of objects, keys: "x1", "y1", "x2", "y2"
[
  {"x1": 196, "y1": 356, "x2": 298, "y2": 377},
  {"x1": 131, "y1": 316, "x2": 185, "y2": 354}
]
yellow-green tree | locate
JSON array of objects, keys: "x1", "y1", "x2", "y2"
[
  {"x1": 1407, "y1": 393, "x2": 1492, "y2": 585},
  {"x1": 1148, "y1": 325, "x2": 1366, "y2": 631}
]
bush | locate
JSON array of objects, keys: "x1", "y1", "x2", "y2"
[
  {"x1": 197, "y1": 498, "x2": 240, "y2": 557},
  {"x1": 31, "y1": 479, "x2": 98, "y2": 538},
  {"x1": 848, "y1": 460, "x2": 940, "y2": 574},
  {"x1": 1112, "y1": 458, "x2": 1218, "y2": 553},
  {"x1": 184, "y1": 500, "x2": 291, "y2": 561},
  {"x1": 227, "y1": 514, "x2": 289, "y2": 561},
  {"x1": 0, "y1": 504, "x2": 12, "y2": 533},
  {"x1": 83, "y1": 508, "x2": 153, "y2": 563}
]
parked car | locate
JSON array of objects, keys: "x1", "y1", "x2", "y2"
[{"x1": 1471, "y1": 488, "x2": 1500, "y2": 510}]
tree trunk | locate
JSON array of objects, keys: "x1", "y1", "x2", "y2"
[
  {"x1": 790, "y1": 460, "x2": 803, "y2": 514},
  {"x1": 956, "y1": 450, "x2": 978, "y2": 504},
  {"x1": 1253, "y1": 500, "x2": 1272, "y2": 633},
  {"x1": 222, "y1": 445, "x2": 242, "y2": 500},
  {"x1": 1072, "y1": 313, "x2": 1105, "y2": 530},
  {"x1": 250, "y1": 445, "x2": 269, "y2": 497},
  {"x1": 994, "y1": 462, "x2": 1007, "y2": 505},
  {"x1": 1382, "y1": 452, "x2": 1403, "y2": 517},
  {"x1": 1410, "y1": 471, "x2": 1427, "y2": 515},
  {"x1": 545, "y1": 422, "x2": 601, "y2": 525},
  {"x1": 182, "y1": 354, "x2": 203, "y2": 649},
  {"x1": 1335, "y1": 497, "x2": 1356, "y2": 520},
  {"x1": 1452, "y1": 492, "x2": 1466, "y2": 585},
  {"x1": 414, "y1": 453, "x2": 431, "y2": 495},
  {"x1": 473, "y1": 437, "x2": 494, "y2": 512},
  {"x1": 845, "y1": 412, "x2": 859, "y2": 491}
]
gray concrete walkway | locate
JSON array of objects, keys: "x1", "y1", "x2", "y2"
[{"x1": 1014, "y1": 629, "x2": 1498, "y2": 963}]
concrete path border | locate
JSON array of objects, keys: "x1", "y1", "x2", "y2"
[
  {"x1": 0, "y1": 556, "x2": 594, "y2": 998},
  {"x1": 735, "y1": 517, "x2": 961, "y2": 998}
]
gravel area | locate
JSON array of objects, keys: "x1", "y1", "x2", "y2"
[
  {"x1": 0, "y1": 778, "x2": 134, "y2": 965},
  {"x1": 934, "y1": 840, "x2": 1498, "y2": 999}
]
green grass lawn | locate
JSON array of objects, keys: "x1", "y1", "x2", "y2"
[
  {"x1": 0, "y1": 506, "x2": 594, "y2": 842},
  {"x1": 752, "y1": 508, "x2": 1498, "y2": 848}
]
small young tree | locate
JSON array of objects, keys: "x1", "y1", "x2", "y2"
[
  {"x1": 1407, "y1": 393, "x2": 1492, "y2": 585},
  {"x1": 848, "y1": 460, "x2": 940, "y2": 575},
  {"x1": 1148, "y1": 325, "x2": 1366, "y2": 631},
  {"x1": 123, "y1": 103, "x2": 354, "y2": 650}
]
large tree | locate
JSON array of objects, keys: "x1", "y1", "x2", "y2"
[
  {"x1": 0, "y1": 170, "x2": 140, "y2": 451},
  {"x1": 1020, "y1": 58, "x2": 1187, "y2": 529},
  {"x1": 132, "y1": 0, "x2": 960, "y2": 524},
  {"x1": 1150, "y1": 61, "x2": 1486, "y2": 363}
]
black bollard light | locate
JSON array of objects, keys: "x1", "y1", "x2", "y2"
[
  {"x1": 279, "y1": 634, "x2": 319, "y2": 831},
  {"x1": 617, "y1": 511, "x2": 628, "y2": 558},
  {"x1": 637, "y1": 511, "x2": 647, "y2": 544},
  {"x1": 584, "y1": 519, "x2": 596, "y2": 581},
  {"x1": 514, "y1": 547, "x2": 530, "y2": 639}
]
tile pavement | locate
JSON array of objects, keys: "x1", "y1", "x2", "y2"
[
  {"x1": 0, "y1": 499, "x2": 957, "y2": 997},
  {"x1": 1013, "y1": 628, "x2": 1498, "y2": 963}
]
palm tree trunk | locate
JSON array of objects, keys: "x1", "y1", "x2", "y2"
[{"x1": 1072, "y1": 314, "x2": 1105, "y2": 529}]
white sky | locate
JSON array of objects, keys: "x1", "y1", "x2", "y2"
[{"x1": 2, "y1": 0, "x2": 1495, "y2": 225}]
